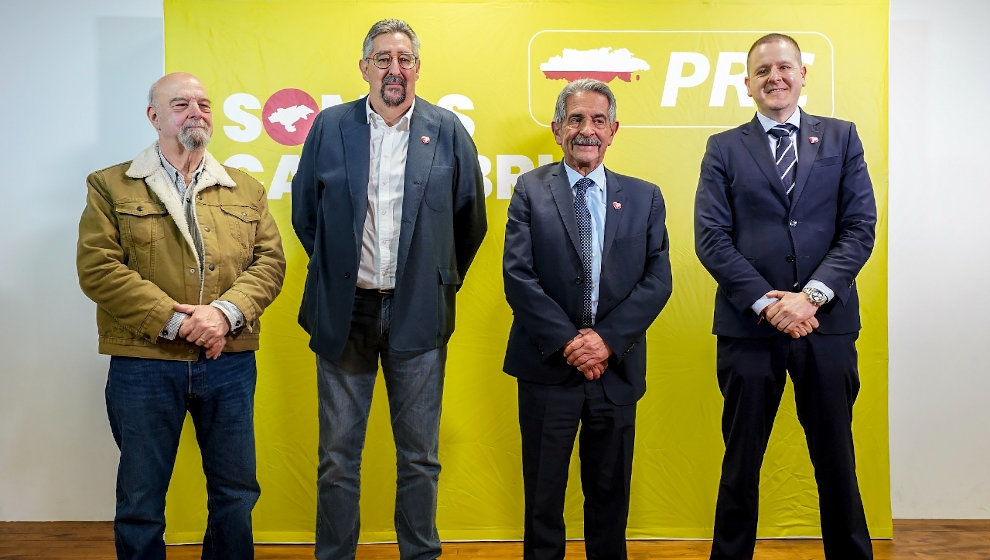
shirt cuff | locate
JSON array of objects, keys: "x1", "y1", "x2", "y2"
[
  {"x1": 751, "y1": 295, "x2": 779, "y2": 317},
  {"x1": 160, "y1": 312, "x2": 187, "y2": 341},
  {"x1": 804, "y1": 280, "x2": 834, "y2": 303},
  {"x1": 211, "y1": 300, "x2": 245, "y2": 333}
]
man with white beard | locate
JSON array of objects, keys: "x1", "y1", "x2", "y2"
[{"x1": 76, "y1": 72, "x2": 285, "y2": 559}]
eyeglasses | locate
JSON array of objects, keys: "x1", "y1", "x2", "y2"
[{"x1": 365, "y1": 53, "x2": 418, "y2": 70}]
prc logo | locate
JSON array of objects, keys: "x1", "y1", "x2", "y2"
[
  {"x1": 529, "y1": 30, "x2": 834, "y2": 129},
  {"x1": 262, "y1": 88, "x2": 318, "y2": 146},
  {"x1": 540, "y1": 47, "x2": 650, "y2": 83}
]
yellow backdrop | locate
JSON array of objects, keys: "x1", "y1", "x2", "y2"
[{"x1": 163, "y1": 0, "x2": 890, "y2": 543}]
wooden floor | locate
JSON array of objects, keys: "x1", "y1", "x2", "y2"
[{"x1": 1, "y1": 520, "x2": 988, "y2": 559}]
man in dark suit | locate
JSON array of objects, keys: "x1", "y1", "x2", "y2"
[
  {"x1": 503, "y1": 78, "x2": 672, "y2": 560},
  {"x1": 694, "y1": 33, "x2": 877, "y2": 560},
  {"x1": 291, "y1": 18, "x2": 487, "y2": 560}
]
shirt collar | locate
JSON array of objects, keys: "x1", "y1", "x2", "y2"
[
  {"x1": 563, "y1": 162, "x2": 606, "y2": 193},
  {"x1": 756, "y1": 106, "x2": 802, "y2": 133},
  {"x1": 157, "y1": 144, "x2": 205, "y2": 187},
  {"x1": 366, "y1": 96, "x2": 415, "y2": 131}
]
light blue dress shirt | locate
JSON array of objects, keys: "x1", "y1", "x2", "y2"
[
  {"x1": 563, "y1": 163, "x2": 607, "y2": 323},
  {"x1": 751, "y1": 108, "x2": 834, "y2": 316}
]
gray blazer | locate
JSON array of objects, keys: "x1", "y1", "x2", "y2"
[{"x1": 292, "y1": 96, "x2": 487, "y2": 359}]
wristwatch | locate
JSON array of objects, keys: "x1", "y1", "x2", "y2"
[{"x1": 803, "y1": 286, "x2": 827, "y2": 307}]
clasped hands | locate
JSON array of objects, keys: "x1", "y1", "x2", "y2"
[
  {"x1": 563, "y1": 328, "x2": 613, "y2": 381},
  {"x1": 763, "y1": 290, "x2": 819, "y2": 339},
  {"x1": 174, "y1": 303, "x2": 231, "y2": 359}
]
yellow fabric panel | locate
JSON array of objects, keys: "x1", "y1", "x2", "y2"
[{"x1": 163, "y1": 0, "x2": 890, "y2": 543}]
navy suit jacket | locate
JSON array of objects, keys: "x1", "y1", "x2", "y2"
[
  {"x1": 292, "y1": 97, "x2": 487, "y2": 359},
  {"x1": 695, "y1": 111, "x2": 877, "y2": 338},
  {"x1": 503, "y1": 162, "x2": 672, "y2": 405}
]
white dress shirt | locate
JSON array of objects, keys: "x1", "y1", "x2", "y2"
[{"x1": 358, "y1": 98, "x2": 414, "y2": 290}]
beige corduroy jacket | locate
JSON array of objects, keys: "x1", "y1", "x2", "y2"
[{"x1": 77, "y1": 143, "x2": 285, "y2": 360}]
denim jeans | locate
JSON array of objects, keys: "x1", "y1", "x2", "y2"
[
  {"x1": 105, "y1": 351, "x2": 259, "y2": 560},
  {"x1": 315, "y1": 290, "x2": 446, "y2": 560}
]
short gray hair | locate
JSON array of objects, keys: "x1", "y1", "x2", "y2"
[
  {"x1": 552, "y1": 78, "x2": 616, "y2": 125},
  {"x1": 362, "y1": 19, "x2": 420, "y2": 58}
]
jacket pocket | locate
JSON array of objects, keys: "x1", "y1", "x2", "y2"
[
  {"x1": 437, "y1": 267, "x2": 461, "y2": 340},
  {"x1": 116, "y1": 201, "x2": 168, "y2": 278},
  {"x1": 423, "y1": 166, "x2": 455, "y2": 212},
  {"x1": 812, "y1": 155, "x2": 841, "y2": 168},
  {"x1": 220, "y1": 204, "x2": 261, "y2": 265}
]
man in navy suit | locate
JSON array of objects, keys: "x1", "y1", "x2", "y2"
[
  {"x1": 291, "y1": 18, "x2": 487, "y2": 560},
  {"x1": 503, "y1": 78, "x2": 672, "y2": 560},
  {"x1": 694, "y1": 33, "x2": 876, "y2": 560}
]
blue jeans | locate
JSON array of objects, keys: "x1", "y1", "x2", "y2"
[
  {"x1": 105, "y1": 352, "x2": 259, "y2": 560},
  {"x1": 315, "y1": 290, "x2": 446, "y2": 560}
]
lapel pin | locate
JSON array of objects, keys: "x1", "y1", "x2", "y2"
[
  {"x1": 421, "y1": 136, "x2": 430, "y2": 144},
  {"x1": 809, "y1": 136, "x2": 819, "y2": 144},
  {"x1": 612, "y1": 201, "x2": 622, "y2": 210}
]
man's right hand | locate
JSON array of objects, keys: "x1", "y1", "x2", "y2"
[
  {"x1": 763, "y1": 299, "x2": 820, "y2": 338},
  {"x1": 565, "y1": 330, "x2": 609, "y2": 380}
]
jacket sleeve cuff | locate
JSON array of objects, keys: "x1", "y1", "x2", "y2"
[{"x1": 159, "y1": 312, "x2": 187, "y2": 341}]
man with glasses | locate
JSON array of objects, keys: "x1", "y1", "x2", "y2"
[{"x1": 292, "y1": 18, "x2": 487, "y2": 560}]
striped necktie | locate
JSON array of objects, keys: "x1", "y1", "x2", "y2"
[
  {"x1": 768, "y1": 123, "x2": 798, "y2": 197},
  {"x1": 573, "y1": 177, "x2": 594, "y2": 328}
]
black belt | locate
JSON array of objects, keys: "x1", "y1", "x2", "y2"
[{"x1": 356, "y1": 287, "x2": 394, "y2": 296}]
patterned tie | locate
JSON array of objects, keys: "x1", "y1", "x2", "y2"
[
  {"x1": 573, "y1": 177, "x2": 594, "y2": 328},
  {"x1": 768, "y1": 123, "x2": 798, "y2": 197}
]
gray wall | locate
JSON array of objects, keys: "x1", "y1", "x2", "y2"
[
  {"x1": 0, "y1": 0, "x2": 986, "y2": 521},
  {"x1": 0, "y1": 0, "x2": 162, "y2": 519},
  {"x1": 889, "y1": 0, "x2": 990, "y2": 517}
]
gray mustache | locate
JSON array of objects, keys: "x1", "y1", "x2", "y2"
[{"x1": 572, "y1": 135, "x2": 601, "y2": 146}]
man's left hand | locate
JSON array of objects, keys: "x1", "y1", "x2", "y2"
[
  {"x1": 564, "y1": 328, "x2": 613, "y2": 370},
  {"x1": 174, "y1": 303, "x2": 230, "y2": 359},
  {"x1": 763, "y1": 291, "x2": 818, "y2": 334}
]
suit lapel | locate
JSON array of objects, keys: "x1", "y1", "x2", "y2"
[
  {"x1": 601, "y1": 169, "x2": 624, "y2": 265},
  {"x1": 791, "y1": 112, "x2": 823, "y2": 207},
  {"x1": 549, "y1": 164, "x2": 582, "y2": 257},
  {"x1": 741, "y1": 116, "x2": 790, "y2": 206},
  {"x1": 396, "y1": 98, "x2": 440, "y2": 278},
  {"x1": 341, "y1": 100, "x2": 370, "y2": 246}
]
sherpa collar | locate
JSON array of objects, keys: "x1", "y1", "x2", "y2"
[{"x1": 125, "y1": 142, "x2": 236, "y2": 188}]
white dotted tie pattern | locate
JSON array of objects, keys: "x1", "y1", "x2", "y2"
[{"x1": 574, "y1": 177, "x2": 594, "y2": 327}]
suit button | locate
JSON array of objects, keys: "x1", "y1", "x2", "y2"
[
  {"x1": 344, "y1": 272, "x2": 351, "y2": 279},
  {"x1": 208, "y1": 263, "x2": 215, "y2": 271},
  {"x1": 789, "y1": 220, "x2": 798, "y2": 227},
  {"x1": 785, "y1": 255, "x2": 795, "y2": 262}
]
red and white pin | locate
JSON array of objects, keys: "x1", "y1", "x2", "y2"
[
  {"x1": 421, "y1": 136, "x2": 431, "y2": 144},
  {"x1": 612, "y1": 201, "x2": 622, "y2": 210},
  {"x1": 809, "y1": 136, "x2": 819, "y2": 144}
]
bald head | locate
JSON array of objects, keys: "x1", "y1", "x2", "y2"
[{"x1": 147, "y1": 72, "x2": 213, "y2": 152}]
